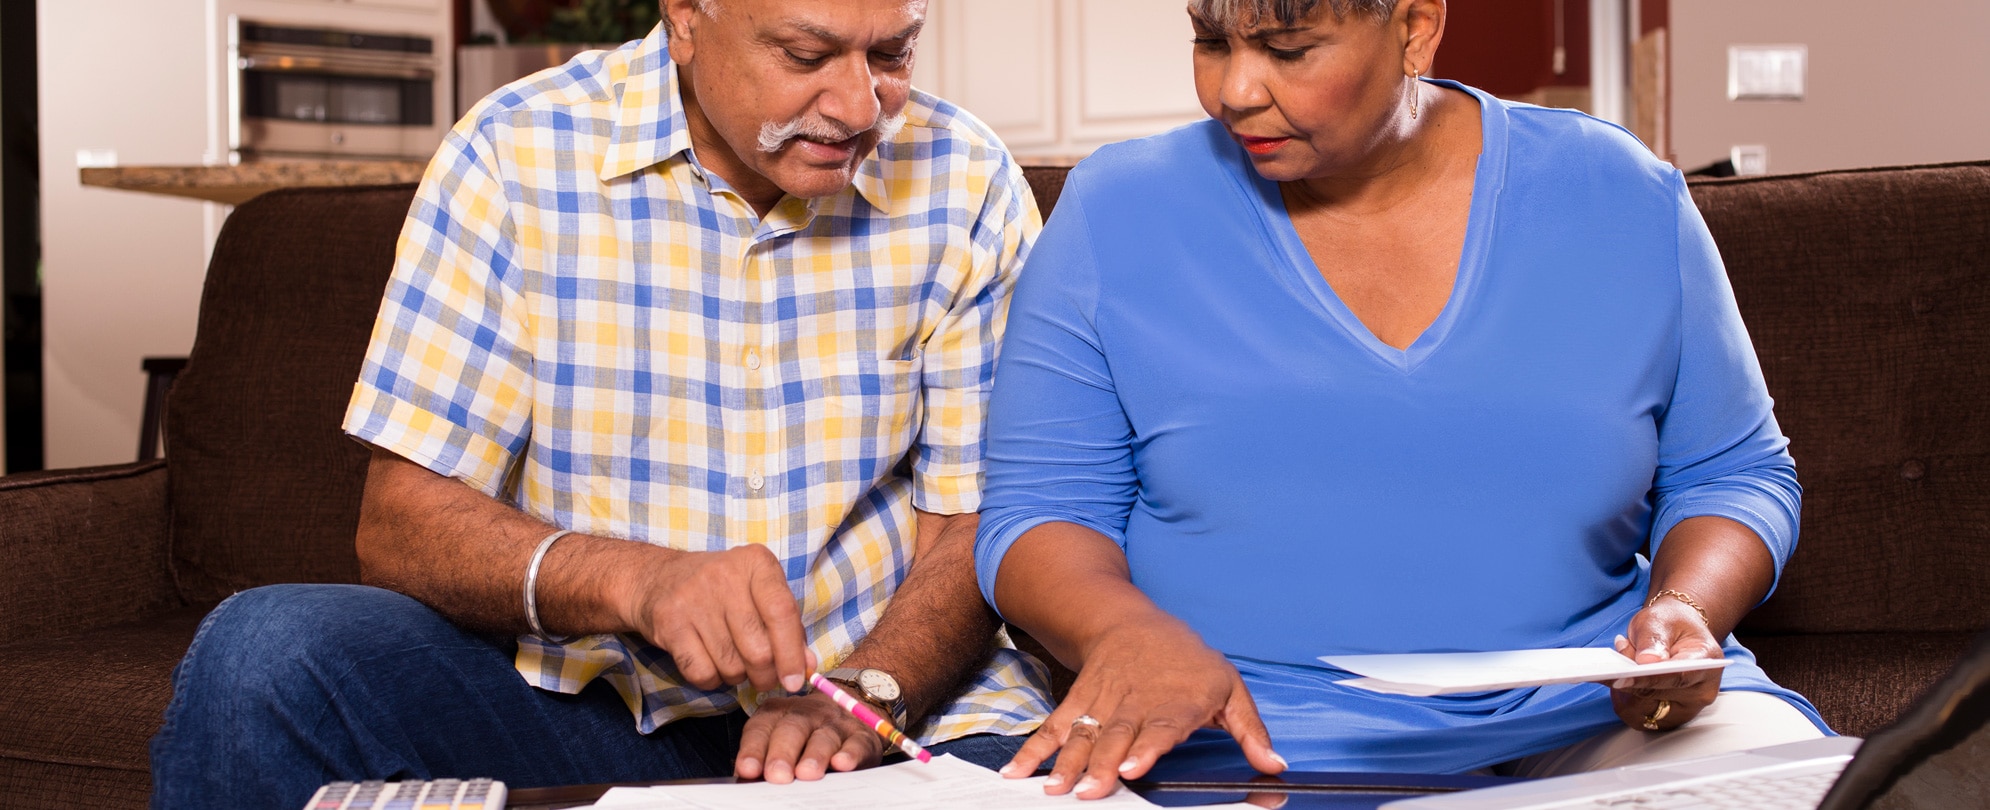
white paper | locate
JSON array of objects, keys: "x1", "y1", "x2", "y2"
[
  {"x1": 584, "y1": 754, "x2": 1223, "y2": 809},
  {"x1": 1323, "y1": 648, "x2": 1733, "y2": 697}
]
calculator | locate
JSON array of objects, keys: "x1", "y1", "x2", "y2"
[{"x1": 304, "y1": 778, "x2": 506, "y2": 810}]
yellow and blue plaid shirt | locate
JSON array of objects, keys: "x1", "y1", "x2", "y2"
[{"x1": 342, "y1": 26, "x2": 1050, "y2": 742}]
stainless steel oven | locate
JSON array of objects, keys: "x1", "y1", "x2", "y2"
[{"x1": 229, "y1": 19, "x2": 444, "y2": 161}]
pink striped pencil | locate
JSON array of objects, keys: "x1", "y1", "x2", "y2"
[{"x1": 807, "y1": 672, "x2": 931, "y2": 763}]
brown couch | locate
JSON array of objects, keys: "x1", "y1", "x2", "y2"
[{"x1": 1, "y1": 161, "x2": 1985, "y2": 808}]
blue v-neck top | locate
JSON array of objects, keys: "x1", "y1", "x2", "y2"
[{"x1": 975, "y1": 82, "x2": 1826, "y2": 773}]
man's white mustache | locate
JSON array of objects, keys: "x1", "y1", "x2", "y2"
[{"x1": 757, "y1": 112, "x2": 907, "y2": 154}]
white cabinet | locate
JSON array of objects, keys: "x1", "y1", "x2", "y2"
[
  {"x1": 1061, "y1": 0, "x2": 1206, "y2": 145},
  {"x1": 925, "y1": 0, "x2": 1060, "y2": 150},
  {"x1": 918, "y1": 0, "x2": 1207, "y2": 159}
]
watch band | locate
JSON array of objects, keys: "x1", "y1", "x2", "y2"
[{"x1": 823, "y1": 667, "x2": 909, "y2": 728}]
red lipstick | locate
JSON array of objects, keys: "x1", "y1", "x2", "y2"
[{"x1": 1239, "y1": 135, "x2": 1290, "y2": 155}]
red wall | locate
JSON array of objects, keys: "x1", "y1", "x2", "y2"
[
  {"x1": 1642, "y1": 0, "x2": 1669, "y2": 37},
  {"x1": 1436, "y1": 0, "x2": 1586, "y2": 95},
  {"x1": 1434, "y1": 0, "x2": 1668, "y2": 97}
]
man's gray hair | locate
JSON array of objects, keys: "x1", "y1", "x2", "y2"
[
  {"x1": 662, "y1": 0, "x2": 720, "y2": 38},
  {"x1": 1188, "y1": 0, "x2": 1396, "y2": 30}
]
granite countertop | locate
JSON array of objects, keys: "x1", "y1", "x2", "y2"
[
  {"x1": 82, "y1": 157, "x2": 1088, "y2": 207},
  {"x1": 79, "y1": 161, "x2": 428, "y2": 206}
]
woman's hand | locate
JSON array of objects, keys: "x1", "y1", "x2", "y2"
[
  {"x1": 1607, "y1": 595, "x2": 1724, "y2": 732},
  {"x1": 998, "y1": 617, "x2": 1285, "y2": 800}
]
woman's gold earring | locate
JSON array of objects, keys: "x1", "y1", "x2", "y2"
[{"x1": 1410, "y1": 71, "x2": 1422, "y2": 120}]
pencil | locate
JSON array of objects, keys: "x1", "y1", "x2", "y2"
[{"x1": 807, "y1": 671, "x2": 932, "y2": 763}]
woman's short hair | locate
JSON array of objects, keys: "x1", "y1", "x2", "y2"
[{"x1": 1188, "y1": 0, "x2": 1396, "y2": 30}]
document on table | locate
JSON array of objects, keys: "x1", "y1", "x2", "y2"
[
  {"x1": 1323, "y1": 648, "x2": 1733, "y2": 697},
  {"x1": 585, "y1": 754, "x2": 1244, "y2": 809}
]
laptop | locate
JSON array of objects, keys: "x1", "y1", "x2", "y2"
[{"x1": 1381, "y1": 629, "x2": 1990, "y2": 810}]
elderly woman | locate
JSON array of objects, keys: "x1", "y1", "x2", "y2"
[{"x1": 973, "y1": 0, "x2": 1831, "y2": 800}]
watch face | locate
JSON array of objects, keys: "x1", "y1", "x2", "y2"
[{"x1": 858, "y1": 669, "x2": 901, "y2": 700}]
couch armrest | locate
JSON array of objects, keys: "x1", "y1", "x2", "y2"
[{"x1": 0, "y1": 461, "x2": 179, "y2": 645}]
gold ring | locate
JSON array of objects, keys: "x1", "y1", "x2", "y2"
[
  {"x1": 1069, "y1": 714, "x2": 1102, "y2": 739},
  {"x1": 1642, "y1": 699, "x2": 1673, "y2": 731}
]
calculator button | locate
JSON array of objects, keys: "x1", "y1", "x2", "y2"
[
  {"x1": 350, "y1": 781, "x2": 387, "y2": 809},
  {"x1": 418, "y1": 780, "x2": 458, "y2": 810},
  {"x1": 313, "y1": 782, "x2": 355, "y2": 810}
]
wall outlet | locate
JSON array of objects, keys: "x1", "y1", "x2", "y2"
[
  {"x1": 1729, "y1": 45, "x2": 1807, "y2": 100},
  {"x1": 1731, "y1": 145, "x2": 1770, "y2": 176}
]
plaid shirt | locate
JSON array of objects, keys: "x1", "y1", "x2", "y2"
[{"x1": 343, "y1": 26, "x2": 1050, "y2": 742}]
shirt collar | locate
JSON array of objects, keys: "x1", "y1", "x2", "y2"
[
  {"x1": 845, "y1": 141, "x2": 895, "y2": 216},
  {"x1": 598, "y1": 25, "x2": 897, "y2": 215},
  {"x1": 598, "y1": 25, "x2": 693, "y2": 182}
]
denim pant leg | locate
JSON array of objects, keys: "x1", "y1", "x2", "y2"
[
  {"x1": 925, "y1": 733, "x2": 1029, "y2": 770},
  {"x1": 149, "y1": 584, "x2": 744, "y2": 810}
]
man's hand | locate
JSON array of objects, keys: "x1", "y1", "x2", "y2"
[
  {"x1": 615, "y1": 544, "x2": 813, "y2": 695},
  {"x1": 727, "y1": 509, "x2": 993, "y2": 782},
  {"x1": 735, "y1": 691, "x2": 886, "y2": 782},
  {"x1": 358, "y1": 449, "x2": 986, "y2": 760}
]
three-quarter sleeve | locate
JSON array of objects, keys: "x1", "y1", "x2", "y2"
[
  {"x1": 1649, "y1": 171, "x2": 1802, "y2": 598},
  {"x1": 973, "y1": 184, "x2": 1140, "y2": 613}
]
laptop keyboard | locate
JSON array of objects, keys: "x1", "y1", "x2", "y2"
[{"x1": 1570, "y1": 764, "x2": 1844, "y2": 809}]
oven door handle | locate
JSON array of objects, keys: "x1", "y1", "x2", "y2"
[{"x1": 238, "y1": 55, "x2": 435, "y2": 81}]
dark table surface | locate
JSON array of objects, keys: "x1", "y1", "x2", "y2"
[{"x1": 505, "y1": 770, "x2": 1522, "y2": 809}]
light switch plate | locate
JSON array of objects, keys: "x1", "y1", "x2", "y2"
[
  {"x1": 1731, "y1": 145, "x2": 1770, "y2": 177},
  {"x1": 76, "y1": 148, "x2": 119, "y2": 169},
  {"x1": 1728, "y1": 45, "x2": 1807, "y2": 100}
]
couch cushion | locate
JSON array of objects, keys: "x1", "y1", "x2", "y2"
[
  {"x1": 1691, "y1": 162, "x2": 1990, "y2": 636},
  {"x1": 167, "y1": 185, "x2": 418, "y2": 604},
  {"x1": 0, "y1": 606, "x2": 209, "y2": 808},
  {"x1": 1741, "y1": 630, "x2": 1976, "y2": 737},
  {"x1": 0, "y1": 461, "x2": 175, "y2": 646},
  {"x1": 1022, "y1": 166, "x2": 1069, "y2": 218},
  {"x1": 0, "y1": 758, "x2": 151, "y2": 810}
]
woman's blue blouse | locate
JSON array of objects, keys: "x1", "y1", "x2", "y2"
[{"x1": 974, "y1": 81, "x2": 1828, "y2": 774}]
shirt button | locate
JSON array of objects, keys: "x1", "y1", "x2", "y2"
[
  {"x1": 747, "y1": 470, "x2": 765, "y2": 491},
  {"x1": 745, "y1": 350, "x2": 761, "y2": 370}
]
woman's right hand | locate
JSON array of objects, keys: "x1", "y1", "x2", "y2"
[{"x1": 998, "y1": 616, "x2": 1286, "y2": 800}]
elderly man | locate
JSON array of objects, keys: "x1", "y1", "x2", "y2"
[{"x1": 146, "y1": 0, "x2": 1049, "y2": 807}]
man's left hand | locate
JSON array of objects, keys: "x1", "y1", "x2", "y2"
[{"x1": 735, "y1": 691, "x2": 886, "y2": 782}]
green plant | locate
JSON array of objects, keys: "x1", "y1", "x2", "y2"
[{"x1": 537, "y1": 0, "x2": 660, "y2": 44}]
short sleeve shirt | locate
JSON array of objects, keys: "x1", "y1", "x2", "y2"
[{"x1": 342, "y1": 25, "x2": 1050, "y2": 742}]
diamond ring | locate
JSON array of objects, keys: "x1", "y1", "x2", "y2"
[{"x1": 1069, "y1": 714, "x2": 1103, "y2": 739}]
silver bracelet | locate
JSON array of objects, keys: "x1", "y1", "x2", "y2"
[{"x1": 524, "y1": 529, "x2": 577, "y2": 644}]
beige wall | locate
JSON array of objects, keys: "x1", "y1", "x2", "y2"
[
  {"x1": 36, "y1": 0, "x2": 449, "y2": 469},
  {"x1": 38, "y1": 0, "x2": 212, "y2": 469},
  {"x1": 1672, "y1": 0, "x2": 1990, "y2": 174}
]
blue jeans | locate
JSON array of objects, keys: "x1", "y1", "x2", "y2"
[{"x1": 149, "y1": 584, "x2": 1026, "y2": 810}]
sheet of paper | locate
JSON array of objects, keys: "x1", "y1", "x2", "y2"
[
  {"x1": 1322, "y1": 648, "x2": 1733, "y2": 697},
  {"x1": 585, "y1": 754, "x2": 1233, "y2": 809}
]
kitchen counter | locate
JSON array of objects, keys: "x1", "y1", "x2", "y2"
[
  {"x1": 81, "y1": 157, "x2": 1090, "y2": 207},
  {"x1": 79, "y1": 161, "x2": 428, "y2": 206}
]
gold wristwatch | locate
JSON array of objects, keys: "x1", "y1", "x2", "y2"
[{"x1": 823, "y1": 667, "x2": 908, "y2": 728}]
